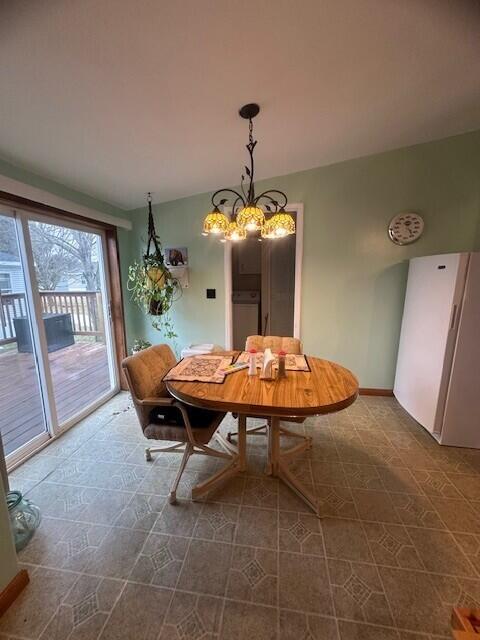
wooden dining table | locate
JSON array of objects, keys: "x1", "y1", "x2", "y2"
[{"x1": 166, "y1": 353, "x2": 359, "y2": 515}]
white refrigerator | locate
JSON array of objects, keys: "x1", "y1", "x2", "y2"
[{"x1": 394, "y1": 252, "x2": 480, "y2": 449}]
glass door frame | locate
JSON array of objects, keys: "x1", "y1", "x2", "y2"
[{"x1": 4, "y1": 206, "x2": 120, "y2": 469}]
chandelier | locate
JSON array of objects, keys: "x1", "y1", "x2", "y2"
[{"x1": 202, "y1": 103, "x2": 295, "y2": 241}]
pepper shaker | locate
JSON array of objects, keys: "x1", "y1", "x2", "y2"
[{"x1": 277, "y1": 350, "x2": 287, "y2": 378}]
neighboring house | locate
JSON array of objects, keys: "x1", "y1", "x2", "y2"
[
  {"x1": 0, "y1": 251, "x2": 24, "y2": 294},
  {"x1": 0, "y1": 251, "x2": 97, "y2": 293}
]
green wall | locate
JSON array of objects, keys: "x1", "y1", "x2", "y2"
[{"x1": 127, "y1": 130, "x2": 480, "y2": 388}]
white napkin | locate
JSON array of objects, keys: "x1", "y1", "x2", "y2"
[{"x1": 261, "y1": 348, "x2": 275, "y2": 379}]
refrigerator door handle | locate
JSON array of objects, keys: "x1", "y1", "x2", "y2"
[{"x1": 450, "y1": 304, "x2": 458, "y2": 330}]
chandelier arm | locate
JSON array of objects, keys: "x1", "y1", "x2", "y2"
[
  {"x1": 211, "y1": 188, "x2": 246, "y2": 208},
  {"x1": 231, "y1": 195, "x2": 243, "y2": 220},
  {"x1": 254, "y1": 189, "x2": 288, "y2": 210}
]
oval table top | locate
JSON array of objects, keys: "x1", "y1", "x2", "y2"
[{"x1": 166, "y1": 354, "x2": 359, "y2": 418}]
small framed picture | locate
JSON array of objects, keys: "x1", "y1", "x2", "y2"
[{"x1": 165, "y1": 247, "x2": 188, "y2": 267}]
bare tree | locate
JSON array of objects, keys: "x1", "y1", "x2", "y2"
[{"x1": 29, "y1": 223, "x2": 100, "y2": 291}]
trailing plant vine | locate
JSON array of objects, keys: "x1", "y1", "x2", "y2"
[{"x1": 127, "y1": 194, "x2": 181, "y2": 340}]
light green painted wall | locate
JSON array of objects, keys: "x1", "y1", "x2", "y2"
[
  {"x1": 0, "y1": 158, "x2": 123, "y2": 217},
  {"x1": 127, "y1": 130, "x2": 480, "y2": 388}
]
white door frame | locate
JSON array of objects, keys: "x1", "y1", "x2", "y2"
[
  {"x1": 224, "y1": 203, "x2": 304, "y2": 349},
  {"x1": 2, "y1": 207, "x2": 120, "y2": 470}
]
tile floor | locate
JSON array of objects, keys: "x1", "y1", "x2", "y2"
[{"x1": 2, "y1": 392, "x2": 480, "y2": 639}]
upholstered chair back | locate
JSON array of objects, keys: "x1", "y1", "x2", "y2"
[
  {"x1": 122, "y1": 344, "x2": 177, "y2": 429},
  {"x1": 245, "y1": 335, "x2": 302, "y2": 354}
]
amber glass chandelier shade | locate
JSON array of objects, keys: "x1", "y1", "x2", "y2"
[
  {"x1": 224, "y1": 221, "x2": 247, "y2": 241},
  {"x1": 236, "y1": 206, "x2": 265, "y2": 231},
  {"x1": 269, "y1": 211, "x2": 296, "y2": 237},
  {"x1": 260, "y1": 219, "x2": 276, "y2": 239},
  {"x1": 202, "y1": 210, "x2": 229, "y2": 235}
]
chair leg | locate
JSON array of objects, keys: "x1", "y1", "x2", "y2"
[
  {"x1": 145, "y1": 442, "x2": 184, "y2": 462},
  {"x1": 169, "y1": 443, "x2": 193, "y2": 505}
]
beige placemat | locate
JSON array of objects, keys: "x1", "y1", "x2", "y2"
[
  {"x1": 164, "y1": 354, "x2": 234, "y2": 384},
  {"x1": 236, "y1": 351, "x2": 310, "y2": 372}
]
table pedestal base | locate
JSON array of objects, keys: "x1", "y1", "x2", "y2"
[
  {"x1": 191, "y1": 415, "x2": 247, "y2": 501},
  {"x1": 266, "y1": 416, "x2": 318, "y2": 516}
]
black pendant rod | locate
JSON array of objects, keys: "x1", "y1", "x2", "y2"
[{"x1": 210, "y1": 104, "x2": 288, "y2": 214}]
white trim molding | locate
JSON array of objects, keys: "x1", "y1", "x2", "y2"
[{"x1": 0, "y1": 175, "x2": 132, "y2": 230}]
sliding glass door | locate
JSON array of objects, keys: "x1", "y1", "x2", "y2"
[
  {"x1": 0, "y1": 209, "x2": 118, "y2": 465},
  {"x1": 0, "y1": 212, "x2": 48, "y2": 456}
]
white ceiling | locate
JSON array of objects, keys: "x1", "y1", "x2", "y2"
[{"x1": 1, "y1": 0, "x2": 480, "y2": 210}]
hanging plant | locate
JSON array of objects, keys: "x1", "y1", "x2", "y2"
[{"x1": 127, "y1": 193, "x2": 181, "y2": 339}]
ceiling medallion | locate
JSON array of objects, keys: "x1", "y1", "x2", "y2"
[{"x1": 202, "y1": 103, "x2": 295, "y2": 242}]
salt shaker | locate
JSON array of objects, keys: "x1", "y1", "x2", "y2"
[
  {"x1": 248, "y1": 349, "x2": 257, "y2": 376},
  {"x1": 277, "y1": 350, "x2": 287, "y2": 378}
]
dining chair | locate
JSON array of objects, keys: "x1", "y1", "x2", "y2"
[
  {"x1": 122, "y1": 344, "x2": 236, "y2": 504},
  {"x1": 227, "y1": 335, "x2": 308, "y2": 445}
]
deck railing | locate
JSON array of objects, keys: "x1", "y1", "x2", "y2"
[{"x1": 0, "y1": 291, "x2": 104, "y2": 345}]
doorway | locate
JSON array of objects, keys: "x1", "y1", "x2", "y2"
[
  {"x1": 0, "y1": 207, "x2": 119, "y2": 467},
  {"x1": 225, "y1": 204, "x2": 303, "y2": 350}
]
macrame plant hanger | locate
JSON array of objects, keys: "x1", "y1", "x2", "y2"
[{"x1": 145, "y1": 192, "x2": 164, "y2": 261}]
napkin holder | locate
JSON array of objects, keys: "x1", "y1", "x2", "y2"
[{"x1": 259, "y1": 348, "x2": 275, "y2": 380}]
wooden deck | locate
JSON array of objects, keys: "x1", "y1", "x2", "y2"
[{"x1": 0, "y1": 341, "x2": 112, "y2": 456}]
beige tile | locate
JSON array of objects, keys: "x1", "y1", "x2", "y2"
[
  {"x1": 378, "y1": 567, "x2": 450, "y2": 636},
  {"x1": 220, "y1": 600, "x2": 277, "y2": 640},
  {"x1": 159, "y1": 590, "x2": 223, "y2": 640},
  {"x1": 310, "y1": 460, "x2": 347, "y2": 486},
  {"x1": 19, "y1": 517, "x2": 111, "y2": 572},
  {"x1": 114, "y1": 492, "x2": 165, "y2": 531},
  {"x1": 48, "y1": 459, "x2": 149, "y2": 491},
  {"x1": 40, "y1": 574, "x2": 124, "y2": 640},
  {"x1": 70, "y1": 439, "x2": 138, "y2": 463},
  {"x1": 279, "y1": 610, "x2": 338, "y2": 640},
  {"x1": 328, "y1": 558, "x2": 393, "y2": 626},
  {"x1": 375, "y1": 467, "x2": 422, "y2": 495},
  {"x1": 351, "y1": 489, "x2": 401, "y2": 524},
  {"x1": 129, "y1": 532, "x2": 189, "y2": 587},
  {"x1": 193, "y1": 502, "x2": 239, "y2": 542},
  {"x1": 279, "y1": 551, "x2": 333, "y2": 614},
  {"x1": 447, "y1": 473, "x2": 480, "y2": 501},
  {"x1": 99, "y1": 582, "x2": 172, "y2": 640},
  {"x1": 0, "y1": 566, "x2": 77, "y2": 638},
  {"x1": 432, "y1": 573, "x2": 480, "y2": 610},
  {"x1": 342, "y1": 463, "x2": 385, "y2": 490},
  {"x1": 429, "y1": 495, "x2": 480, "y2": 534},
  {"x1": 411, "y1": 470, "x2": 462, "y2": 498},
  {"x1": 236, "y1": 506, "x2": 278, "y2": 550},
  {"x1": 227, "y1": 545, "x2": 278, "y2": 606},
  {"x1": 406, "y1": 527, "x2": 478, "y2": 577},
  {"x1": 337, "y1": 620, "x2": 400, "y2": 640},
  {"x1": 279, "y1": 511, "x2": 324, "y2": 555},
  {"x1": 452, "y1": 532, "x2": 480, "y2": 565},
  {"x1": 322, "y1": 518, "x2": 372, "y2": 562},
  {"x1": 9, "y1": 454, "x2": 64, "y2": 484},
  {"x1": 389, "y1": 493, "x2": 445, "y2": 529},
  {"x1": 278, "y1": 480, "x2": 315, "y2": 513},
  {"x1": 85, "y1": 527, "x2": 148, "y2": 579},
  {"x1": 207, "y1": 476, "x2": 245, "y2": 504},
  {"x1": 153, "y1": 499, "x2": 202, "y2": 537},
  {"x1": 242, "y1": 477, "x2": 279, "y2": 509},
  {"x1": 177, "y1": 539, "x2": 232, "y2": 596},
  {"x1": 315, "y1": 485, "x2": 359, "y2": 519},
  {"x1": 286, "y1": 457, "x2": 314, "y2": 485},
  {"x1": 362, "y1": 523, "x2": 423, "y2": 570}
]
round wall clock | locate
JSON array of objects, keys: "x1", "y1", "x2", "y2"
[{"x1": 388, "y1": 212, "x2": 424, "y2": 245}]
